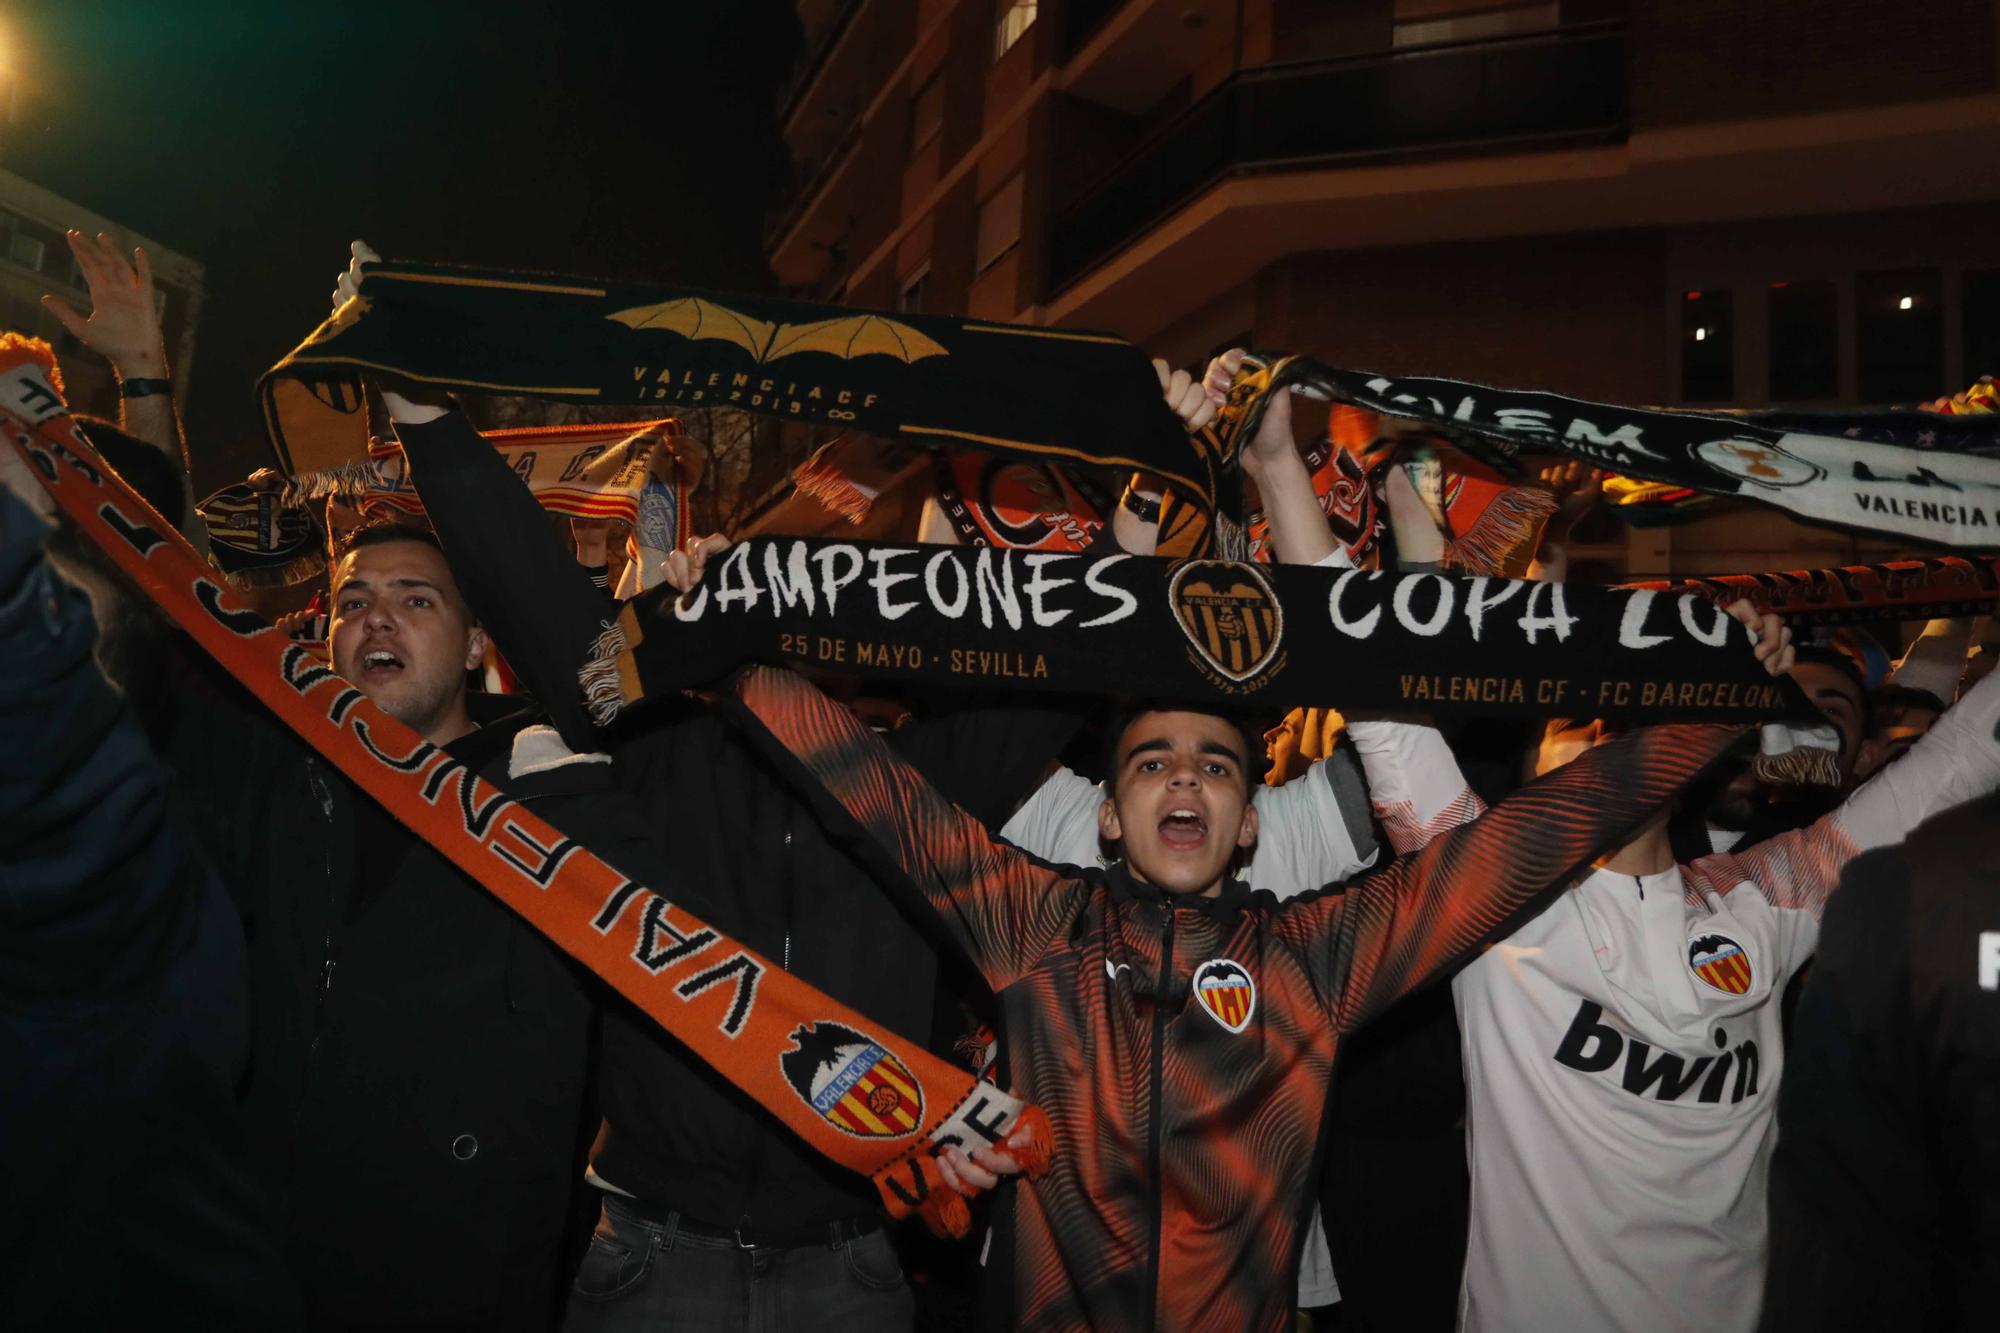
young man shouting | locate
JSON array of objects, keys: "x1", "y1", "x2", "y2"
[{"x1": 724, "y1": 656, "x2": 1774, "y2": 1330}]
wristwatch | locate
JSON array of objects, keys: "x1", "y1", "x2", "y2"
[{"x1": 119, "y1": 376, "x2": 174, "y2": 399}]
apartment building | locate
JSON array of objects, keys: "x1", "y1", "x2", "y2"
[
  {"x1": 764, "y1": 0, "x2": 2000, "y2": 572},
  {"x1": 0, "y1": 166, "x2": 203, "y2": 422}
]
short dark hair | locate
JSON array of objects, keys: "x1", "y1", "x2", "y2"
[
  {"x1": 329, "y1": 519, "x2": 479, "y2": 625},
  {"x1": 1791, "y1": 644, "x2": 1866, "y2": 699},
  {"x1": 334, "y1": 517, "x2": 445, "y2": 559},
  {"x1": 1099, "y1": 700, "x2": 1265, "y2": 795},
  {"x1": 1866, "y1": 682, "x2": 1945, "y2": 737}
]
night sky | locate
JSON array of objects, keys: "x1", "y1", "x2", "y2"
[{"x1": 5, "y1": 0, "x2": 800, "y2": 485}]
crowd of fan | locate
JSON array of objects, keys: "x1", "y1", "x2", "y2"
[{"x1": 4, "y1": 229, "x2": 1999, "y2": 1333}]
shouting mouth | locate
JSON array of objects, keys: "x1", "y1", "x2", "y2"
[
  {"x1": 1158, "y1": 807, "x2": 1209, "y2": 851},
  {"x1": 358, "y1": 647, "x2": 407, "y2": 680}
]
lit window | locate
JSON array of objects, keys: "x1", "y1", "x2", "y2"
[
  {"x1": 975, "y1": 173, "x2": 1025, "y2": 274},
  {"x1": 994, "y1": 0, "x2": 1037, "y2": 61},
  {"x1": 1857, "y1": 269, "x2": 1942, "y2": 403},
  {"x1": 1392, "y1": 0, "x2": 1558, "y2": 47},
  {"x1": 1680, "y1": 289, "x2": 1733, "y2": 403}
]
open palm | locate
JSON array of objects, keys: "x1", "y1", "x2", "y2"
[{"x1": 41, "y1": 230, "x2": 167, "y2": 376}]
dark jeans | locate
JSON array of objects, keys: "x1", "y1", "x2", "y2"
[{"x1": 562, "y1": 1195, "x2": 915, "y2": 1332}]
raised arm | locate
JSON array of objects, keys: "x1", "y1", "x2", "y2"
[
  {"x1": 1276, "y1": 721, "x2": 1745, "y2": 1031},
  {"x1": 322, "y1": 242, "x2": 609, "y2": 750},
  {"x1": 392, "y1": 408, "x2": 609, "y2": 748},
  {"x1": 729, "y1": 664, "x2": 1089, "y2": 989},
  {"x1": 42, "y1": 231, "x2": 200, "y2": 546},
  {"x1": 1685, "y1": 662, "x2": 2000, "y2": 920}
]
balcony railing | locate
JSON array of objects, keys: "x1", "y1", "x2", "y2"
[
  {"x1": 764, "y1": 108, "x2": 865, "y2": 250},
  {"x1": 1047, "y1": 22, "x2": 1628, "y2": 294},
  {"x1": 779, "y1": 0, "x2": 868, "y2": 123}
]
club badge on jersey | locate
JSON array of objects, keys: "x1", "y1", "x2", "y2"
[
  {"x1": 1193, "y1": 959, "x2": 1258, "y2": 1033},
  {"x1": 1688, "y1": 933, "x2": 1755, "y2": 995},
  {"x1": 783, "y1": 1021, "x2": 926, "y2": 1138}
]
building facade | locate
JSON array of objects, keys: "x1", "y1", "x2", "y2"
[
  {"x1": 765, "y1": 0, "x2": 2000, "y2": 574},
  {"x1": 0, "y1": 167, "x2": 204, "y2": 423}
]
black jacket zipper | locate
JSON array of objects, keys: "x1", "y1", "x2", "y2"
[
  {"x1": 305, "y1": 763, "x2": 339, "y2": 1056},
  {"x1": 1141, "y1": 903, "x2": 1175, "y2": 1332}
]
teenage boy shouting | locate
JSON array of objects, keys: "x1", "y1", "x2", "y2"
[{"x1": 724, "y1": 639, "x2": 1782, "y2": 1331}]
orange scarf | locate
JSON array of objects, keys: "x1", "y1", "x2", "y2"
[{"x1": 0, "y1": 340, "x2": 1047, "y2": 1237}]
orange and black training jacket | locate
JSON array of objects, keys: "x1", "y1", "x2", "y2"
[{"x1": 731, "y1": 665, "x2": 1741, "y2": 1332}]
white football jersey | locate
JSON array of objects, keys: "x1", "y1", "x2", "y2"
[{"x1": 1353, "y1": 669, "x2": 2000, "y2": 1332}]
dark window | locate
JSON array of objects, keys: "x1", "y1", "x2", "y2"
[
  {"x1": 1767, "y1": 279, "x2": 1838, "y2": 402},
  {"x1": 1680, "y1": 289, "x2": 1733, "y2": 403},
  {"x1": 1856, "y1": 268, "x2": 1943, "y2": 404},
  {"x1": 898, "y1": 265, "x2": 930, "y2": 314},
  {"x1": 908, "y1": 71, "x2": 944, "y2": 157},
  {"x1": 975, "y1": 173, "x2": 1024, "y2": 275},
  {"x1": 1964, "y1": 269, "x2": 2000, "y2": 383}
]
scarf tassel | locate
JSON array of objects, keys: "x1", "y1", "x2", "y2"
[
  {"x1": 792, "y1": 439, "x2": 878, "y2": 525},
  {"x1": 1441, "y1": 484, "x2": 1558, "y2": 578},
  {"x1": 281, "y1": 456, "x2": 378, "y2": 506},
  {"x1": 581, "y1": 617, "x2": 633, "y2": 727}
]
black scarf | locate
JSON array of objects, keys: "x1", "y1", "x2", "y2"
[
  {"x1": 259, "y1": 261, "x2": 1213, "y2": 525},
  {"x1": 585, "y1": 534, "x2": 1810, "y2": 724},
  {"x1": 1219, "y1": 355, "x2": 2000, "y2": 550}
]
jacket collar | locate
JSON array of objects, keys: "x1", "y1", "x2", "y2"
[{"x1": 1105, "y1": 860, "x2": 1252, "y2": 926}]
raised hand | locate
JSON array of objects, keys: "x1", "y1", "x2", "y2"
[
  {"x1": 1153, "y1": 357, "x2": 1219, "y2": 433},
  {"x1": 1197, "y1": 347, "x2": 1294, "y2": 473},
  {"x1": 41, "y1": 231, "x2": 168, "y2": 378},
  {"x1": 661, "y1": 532, "x2": 731, "y2": 594},
  {"x1": 1724, "y1": 598, "x2": 1795, "y2": 677},
  {"x1": 331, "y1": 239, "x2": 381, "y2": 316},
  {"x1": 1536, "y1": 459, "x2": 1605, "y2": 531},
  {"x1": 333, "y1": 240, "x2": 449, "y2": 425}
]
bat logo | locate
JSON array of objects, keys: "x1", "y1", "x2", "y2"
[
  {"x1": 1688, "y1": 933, "x2": 1754, "y2": 995},
  {"x1": 780, "y1": 1021, "x2": 925, "y2": 1139},
  {"x1": 606, "y1": 297, "x2": 949, "y2": 366},
  {"x1": 1192, "y1": 958, "x2": 1257, "y2": 1033},
  {"x1": 1170, "y1": 559, "x2": 1284, "y2": 687},
  {"x1": 1694, "y1": 437, "x2": 1824, "y2": 489}
]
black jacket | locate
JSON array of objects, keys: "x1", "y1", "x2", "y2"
[
  {"x1": 398, "y1": 411, "x2": 1077, "y2": 1230},
  {"x1": 1762, "y1": 792, "x2": 2000, "y2": 1331},
  {"x1": 1, "y1": 489, "x2": 301, "y2": 1331},
  {"x1": 156, "y1": 642, "x2": 615, "y2": 1330}
]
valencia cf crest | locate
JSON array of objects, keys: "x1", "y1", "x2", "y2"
[
  {"x1": 1192, "y1": 958, "x2": 1257, "y2": 1033},
  {"x1": 781, "y1": 1021, "x2": 924, "y2": 1139},
  {"x1": 1169, "y1": 559, "x2": 1285, "y2": 691},
  {"x1": 1688, "y1": 934, "x2": 1754, "y2": 995}
]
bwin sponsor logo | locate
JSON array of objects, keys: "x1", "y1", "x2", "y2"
[{"x1": 1553, "y1": 1000, "x2": 1760, "y2": 1105}]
